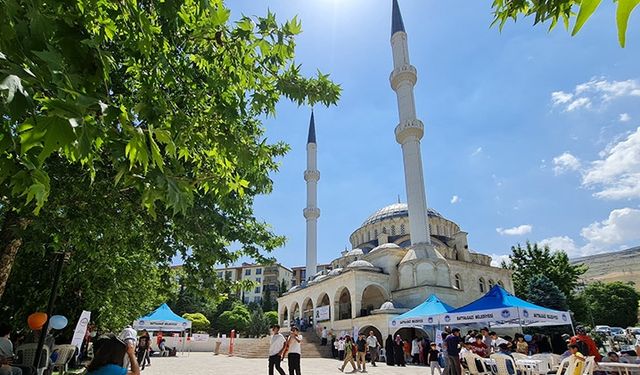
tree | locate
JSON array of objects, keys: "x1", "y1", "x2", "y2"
[
  {"x1": 182, "y1": 312, "x2": 211, "y2": 332},
  {"x1": 582, "y1": 281, "x2": 640, "y2": 328},
  {"x1": 0, "y1": 0, "x2": 340, "y2": 298},
  {"x1": 264, "y1": 311, "x2": 278, "y2": 327},
  {"x1": 262, "y1": 288, "x2": 274, "y2": 312},
  {"x1": 525, "y1": 274, "x2": 569, "y2": 311},
  {"x1": 503, "y1": 242, "x2": 587, "y2": 300},
  {"x1": 491, "y1": 0, "x2": 638, "y2": 47},
  {"x1": 279, "y1": 279, "x2": 288, "y2": 297},
  {"x1": 246, "y1": 306, "x2": 269, "y2": 338},
  {"x1": 216, "y1": 302, "x2": 251, "y2": 335}
]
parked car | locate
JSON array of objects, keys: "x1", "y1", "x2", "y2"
[
  {"x1": 627, "y1": 327, "x2": 640, "y2": 336},
  {"x1": 595, "y1": 325, "x2": 612, "y2": 335},
  {"x1": 611, "y1": 327, "x2": 625, "y2": 336}
]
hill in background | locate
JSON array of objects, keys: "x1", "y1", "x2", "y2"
[{"x1": 571, "y1": 246, "x2": 640, "y2": 291}]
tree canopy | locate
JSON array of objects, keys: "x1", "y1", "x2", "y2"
[
  {"x1": 582, "y1": 281, "x2": 640, "y2": 327},
  {"x1": 502, "y1": 242, "x2": 588, "y2": 300},
  {"x1": 525, "y1": 274, "x2": 569, "y2": 311},
  {"x1": 491, "y1": 0, "x2": 639, "y2": 47},
  {"x1": 0, "y1": 0, "x2": 340, "y2": 310},
  {"x1": 182, "y1": 312, "x2": 211, "y2": 332}
]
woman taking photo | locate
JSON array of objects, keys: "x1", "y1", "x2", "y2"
[{"x1": 87, "y1": 334, "x2": 141, "y2": 375}]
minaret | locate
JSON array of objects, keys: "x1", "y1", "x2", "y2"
[
  {"x1": 390, "y1": 0, "x2": 442, "y2": 259},
  {"x1": 303, "y1": 111, "x2": 319, "y2": 281}
]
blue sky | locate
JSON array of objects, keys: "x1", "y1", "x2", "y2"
[{"x1": 229, "y1": 1, "x2": 640, "y2": 268}]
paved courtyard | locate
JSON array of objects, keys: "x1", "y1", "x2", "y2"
[{"x1": 143, "y1": 353, "x2": 430, "y2": 375}]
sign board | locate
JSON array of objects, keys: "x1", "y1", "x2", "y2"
[
  {"x1": 192, "y1": 333, "x2": 209, "y2": 342},
  {"x1": 133, "y1": 319, "x2": 192, "y2": 331},
  {"x1": 315, "y1": 306, "x2": 330, "y2": 322},
  {"x1": 70, "y1": 310, "x2": 91, "y2": 349}
]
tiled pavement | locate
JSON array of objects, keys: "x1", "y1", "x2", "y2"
[{"x1": 142, "y1": 353, "x2": 430, "y2": 375}]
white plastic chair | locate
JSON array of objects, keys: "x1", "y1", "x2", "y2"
[
  {"x1": 52, "y1": 344, "x2": 77, "y2": 374},
  {"x1": 463, "y1": 352, "x2": 493, "y2": 375},
  {"x1": 379, "y1": 348, "x2": 386, "y2": 362},
  {"x1": 16, "y1": 343, "x2": 51, "y2": 375},
  {"x1": 491, "y1": 353, "x2": 519, "y2": 375},
  {"x1": 582, "y1": 356, "x2": 596, "y2": 375},
  {"x1": 531, "y1": 353, "x2": 562, "y2": 374},
  {"x1": 512, "y1": 353, "x2": 530, "y2": 361},
  {"x1": 555, "y1": 356, "x2": 578, "y2": 375}
]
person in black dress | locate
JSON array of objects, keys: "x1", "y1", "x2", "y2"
[
  {"x1": 385, "y1": 335, "x2": 395, "y2": 366},
  {"x1": 394, "y1": 335, "x2": 406, "y2": 367}
]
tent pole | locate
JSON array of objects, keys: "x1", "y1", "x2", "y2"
[{"x1": 516, "y1": 307, "x2": 523, "y2": 335}]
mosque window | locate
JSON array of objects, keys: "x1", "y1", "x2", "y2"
[
  {"x1": 429, "y1": 224, "x2": 432, "y2": 234},
  {"x1": 391, "y1": 225, "x2": 396, "y2": 236},
  {"x1": 400, "y1": 224, "x2": 405, "y2": 235},
  {"x1": 497, "y1": 280, "x2": 504, "y2": 287},
  {"x1": 454, "y1": 274, "x2": 462, "y2": 290},
  {"x1": 382, "y1": 227, "x2": 387, "y2": 234},
  {"x1": 488, "y1": 279, "x2": 495, "y2": 288},
  {"x1": 367, "y1": 232, "x2": 370, "y2": 241},
  {"x1": 374, "y1": 229, "x2": 378, "y2": 238},
  {"x1": 479, "y1": 278, "x2": 486, "y2": 293}
]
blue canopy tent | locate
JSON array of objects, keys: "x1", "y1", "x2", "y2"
[
  {"x1": 440, "y1": 285, "x2": 573, "y2": 329},
  {"x1": 133, "y1": 303, "x2": 192, "y2": 331},
  {"x1": 389, "y1": 294, "x2": 455, "y2": 328}
]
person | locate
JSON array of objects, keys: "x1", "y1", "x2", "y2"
[
  {"x1": 394, "y1": 335, "x2": 405, "y2": 367},
  {"x1": 119, "y1": 326, "x2": 137, "y2": 347},
  {"x1": 338, "y1": 336, "x2": 356, "y2": 373},
  {"x1": 471, "y1": 334, "x2": 489, "y2": 358},
  {"x1": 403, "y1": 338, "x2": 411, "y2": 363},
  {"x1": 321, "y1": 327, "x2": 328, "y2": 346},
  {"x1": 0, "y1": 323, "x2": 21, "y2": 375},
  {"x1": 87, "y1": 333, "x2": 141, "y2": 375},
  {"x1": 490, "y1": 332, "x2": 508, "y2": 354},
  {"x1": 428, "y1": 342, "x2": 442, "y2": 375},
  {"x1": 496, "y1": 343, "x2": 521, "y2": 375},
  {"x1": 366, "y1": 331, "x2": 379, "y2": 367},
  {"x1": 421, "y1": 336, "x2": 431, "y2": 365},
  {"x1": 268, "y1": 325, "x2": 287, "y2": 375},
  {"x1": 411, "y1": 337, "x2": 420, "y2": 364},
  {"x1": 567, "y1": 344, "x2": 586, "y2": 375},
  {"x1": 158, "y1": 339, "x2": 168, "y2": 357},
  {"x1": 515, "y1": 336, "x2": 528, "y2": 355},
  {"x1": 331, "y1": 336, "x2": 338, "y2": 359},
  {"x1": 528, "y1": 335, "x2": 539, "y2": 355},
  {"x1": 384, "y1": 335, "x2": 395, "y2": 366},
  {"x1": 443, "y1": 328, "x2": 462, "y2": 375},
  {"x1": 537, "y1": 335, "x2": 552, "y2": 354},
  {"x1": 283, "y1": 326, "x2": 302, "y2": 375},
  {"x1": 337, "y1": 337, "x2": 345, "y2": 361},
  {"x1": 155, "y1": 332, "x2": 163, "y2": 348},
  {"x1": 570, "y1": 326, "x2": 602, "y2": 362},
  {"x1": 480, "y1": 328, "x2": 492, "y2": 349},
  {"x1": 355, "y1": 334, "x2": 367, "y2": 372},
  {"x1": 135, "y1": 331, "x2": 150, "y2": 370}
]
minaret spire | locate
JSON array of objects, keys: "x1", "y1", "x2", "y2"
[
  {"x1": 303, "y1": 111, "x2": 319, "y2": 281},
  {"x1": 389, "y1": 0, "x2": 443, "y2": 260}
]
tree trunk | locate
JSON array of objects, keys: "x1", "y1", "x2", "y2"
[{"x1": 0, "y1": 210, "x2": 24, "y2": 299}]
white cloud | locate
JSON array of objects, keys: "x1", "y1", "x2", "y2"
[
  {"x1": 490, "y1": 253, "x2": 511, "y2": 267},
  {"x1": 620, "y1": 113, "x2": 631, "y2": 122},
  {"x1": 496, "y1": 225, "x2": 533, "y2": 236},
  {"x1": 582, "y1": 127, "x2": 640, "y2": 199},
  {"x1": 471, "y1": 147, "x2": 483, "y2": 157},
  {"x1": 553, "y1": 152, "x2": 582, "y2": 175},
  {"x1": 551, "y1": 78, "x2": 640, "y2": 112},
  {"x1": 450, "y1": 195, "x2": 460, "y2": 204},
  {"x1": 539, "y1": 207, "x2": 640, "y2": 258}
]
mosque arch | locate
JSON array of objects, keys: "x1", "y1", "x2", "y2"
[
  {"x1": 335, "y1": 287, "x2": 352, "y2": 320},
  {"x1": 302, "y1": 297, "x2": 314, "y2": 323},
  {"x1": 479, "y1": 277, "x2": 486, "y2": 293},
  {"x1": 359, "y1": 326, "x2": 383, "y2": 347},
  {"x1": 488, "y1": 279, "x2": 495, "y2": 288},
  {"x1": 281, "y1": 306, "x2": 289, "y2": 325},
  {"x1": 392, "y1": 327, "x2": 430, "y2": 342},
  {"x1": 454, "y1": 274, "x2": 462, "y2": 290},
  {"x1": 317, "y1": 292, "x2": 330, "y2": 308},
  {"x1": 360, "y1": 284, "x2": 388, "y2": 317},
  {"x1": 290, "y1": 302, "x2": 300, "y2": 321}
]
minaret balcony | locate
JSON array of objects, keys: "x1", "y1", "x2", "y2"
[
  {"x1": 390, "y1": 64, "x2": 417, "y2": 90},
  {"x1": 395, "y1": 119, "x2": 424, "y2": 143},
  {"x1": 304, "y1": 170, "x2": 320, "y2": 182},
  {"x1": 303, "y1": 207, "x2": 320, "y2": 219}
]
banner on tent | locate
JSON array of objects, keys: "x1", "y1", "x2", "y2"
[
  {"x1": 439, "y1": 307, "x2": 571, "y2": 327},
  {"x1": 70, "y1": 310, "x2": 91, "y2": 349},
  {"x1": 389, "y1": 315, "x2": 439, "y2": 328},
  {"x1": 133, "y1": 319, "x2": 192, "y2": 331}
]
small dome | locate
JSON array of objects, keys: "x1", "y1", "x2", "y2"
[
  {"x1": 346, "y1": 260, "x2": 376, "y2": 269},
  {"x1": 346, "y1": 248, "x2": 364, "y2": 256},
  {"x1": 288, "y1": 285, "x2": 300, "y2": 292},
  {"x1": 313, "y1": 274, "x2": 328, "y2": 282},
  {"x1": 314, "y1": 270, "x2": 324, "y2": 277},
  {"x1": 370, "y1": 243, "x2": 402, "y2": 253},
  {"x1": 328, "y1": 268, "x2": 343, "y2": 276},
  {"x1": 380, "y1": 301, "x2": 396, "y2": 310}
]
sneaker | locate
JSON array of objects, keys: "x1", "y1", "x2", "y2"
[{"x1": 338, "y1": 367, "x2": 343, "y2": 372}]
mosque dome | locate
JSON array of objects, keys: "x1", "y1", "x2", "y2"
[
  {"x1": 380, "y1": 301, "x2": 396, "y2": 310},
  {"x1": 345, "y1": 248, "x2": 364, "y2": 256},
  {"x1": 328, "y1": 268, "x2": 343, "y2": 276},
  {"x1": 362, "y1": 203, "x2": 443, "y2": 227},
  {"x1": 370, "y1": 243, "x2": 402, "y2": 253},
  {"x1": 288, "y1": 285, "x2": 300, "y2": 292},
  {"x1": 346, "y1": 260, "x2": 380, "y2": 271},
  {"x1": 309, "y1": 274, "x2": 328, "y2": 284}
]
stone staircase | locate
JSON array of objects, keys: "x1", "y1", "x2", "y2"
[{"x1": 232, "y1": 331, "x2": 333, "y2": 359}]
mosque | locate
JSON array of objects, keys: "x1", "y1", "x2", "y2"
[{"x1": 276, "y1": 0, "x2": 513, "y2": 340}]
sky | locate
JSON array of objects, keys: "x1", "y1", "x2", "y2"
[{"x1": 226, "y1": 1, "x2": 640, "y2": 269}]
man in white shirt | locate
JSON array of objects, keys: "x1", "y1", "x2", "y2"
[
  {"x1": 366, "y1": 331, "x2": 380, "y2": 367},
  {"x1": 321, "y1": 327, "x2": 328, "y2": 346},
  {"x1": 489, "y1": 332, "x2": 508, "y2": 354},
  {"x1": 268, "y1": 325, "x2": 286, "y2": 375}
]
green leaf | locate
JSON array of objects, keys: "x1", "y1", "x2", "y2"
[
  {"x1": 572, "y1": 0, "x2": 603, "y2": 36},
  {"x1": 38, "y1": 117, "x2": 77, "y2": 162},
  {"x1": 616, "y1": 0, "x2": 640, "y2": 47},
  {"x1": 148, "y1": 129, "x2": 164, "y2": 172}
]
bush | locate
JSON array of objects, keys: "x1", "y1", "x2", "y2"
[
  {"x1": 216, "y1": 303, "x2": 251, "y2": 335},
  {"x1": 265, "y1": 311, "x2": 278, "y2": 326}
]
